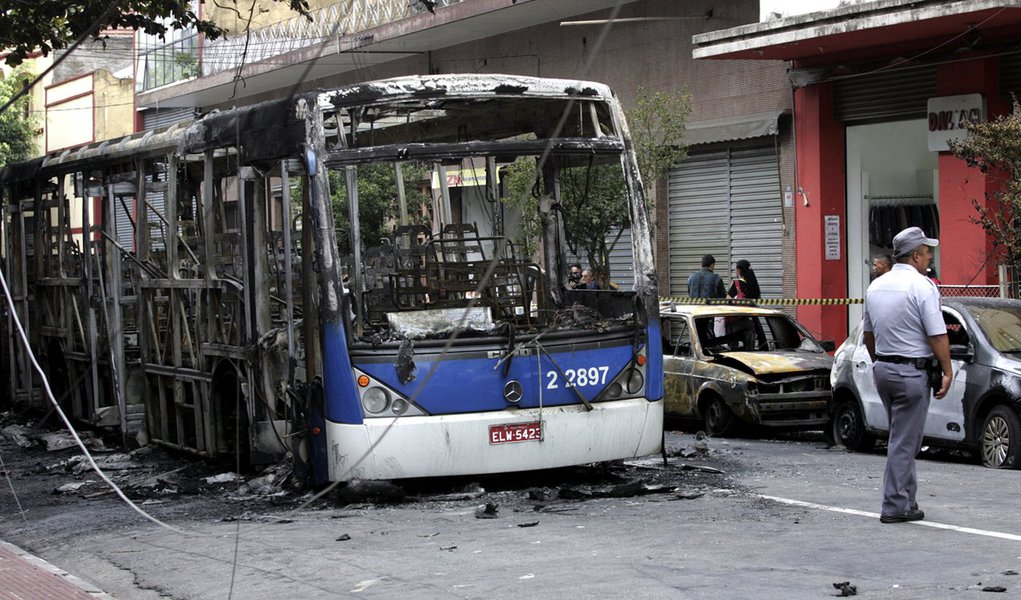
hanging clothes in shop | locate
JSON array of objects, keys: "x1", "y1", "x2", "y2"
[{"x1": 867, "y1": 197, "x2": 939, "y2": 248}]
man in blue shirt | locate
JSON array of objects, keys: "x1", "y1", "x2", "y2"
[
  {"x1": 688, "y1": 254, "x2": 726, "y2": 299},
  {"x1": 863, "y1": 226, "x2": 952, "y2": 524}
]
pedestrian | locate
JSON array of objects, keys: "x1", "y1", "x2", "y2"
[
  {"x1": 872, "y1": 254, "x2": 893, "y2": 278},
  {"x1": 689, "y1": 254, "x2": 726, "y2": 345},
  {"x1": 578, "y1": 268, "x2": 599, "y2": 290},
  {"x1": 567, "y1": 263, "x2": 583, "y2": 289},
  {"x1": 688, "y1": 254, "x2": 726, "y2": 299},
  {"x1": 728, "y1": 259, "x2": 761, "y2": 300},
  {"x1": 863, "y1": 226, "x2": 952, "y2": 524}
]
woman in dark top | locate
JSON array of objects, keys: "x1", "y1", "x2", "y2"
[{"x1": 728, "y1": 259, "x2": 761, "y2": 299}]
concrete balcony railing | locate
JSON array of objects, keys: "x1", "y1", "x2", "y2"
[{"x1": 137, "y1": 0, "x2": 463, "y2": 93}]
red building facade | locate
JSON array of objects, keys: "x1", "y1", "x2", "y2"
[{"x1": 694, "y1": 0, "x2": 1021, "y2": 345}]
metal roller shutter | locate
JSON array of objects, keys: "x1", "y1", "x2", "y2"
[
  {"x1": 729, "y1": 147, "x2": 782, "y2": 298},
  {"x1": 668, "y1": 152, "x2": 729, "y2": 295},
  {"x1": 832, "y1": 65, "x2": 937, "y2": 124},
  {"x1": 668, "y1": 147, "x2": 782, "y2": 298},
  {"x1": 114, "y1": 194, "x2": 135, "y2": 248},
  {"x1": 142, "y1": 107, "x2": 194, "y2": 131}
]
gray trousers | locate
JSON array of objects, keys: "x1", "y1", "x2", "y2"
[{"x1": 873, "y1": 361, "x2": 931, "y2": 516}]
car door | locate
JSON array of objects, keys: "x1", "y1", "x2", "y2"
[
  {"x1": 663, "y1": 316, "x2": 697, "y2": 418},
  {"x1": 922, "y1": 308, "x2": 968, "y2": 442},
  {"x1": 849, "y1": 328, "x2": 887, "y2": 430}
]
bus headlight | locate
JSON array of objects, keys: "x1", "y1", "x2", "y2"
[
  {"x1": 363, "y1": 387, "x2": 391, "y2": 414},
  {"x1": 391, "y1": 397, "x2": 409, "y2": 415},
  {"x1": 624, "y1": 368, "x2": 644, "y2": 394},
  {"x1": 606, "y1": 382, "x2": 623, "y2": 399}
]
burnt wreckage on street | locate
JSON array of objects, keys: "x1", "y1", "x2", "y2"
[{"x1": 0, "y1": 75, "x2": 664, "y2": 483}]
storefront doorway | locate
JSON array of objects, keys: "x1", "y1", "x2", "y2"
[{"x1": 846, "y1": 119, "x2": 939, "y2": 325}]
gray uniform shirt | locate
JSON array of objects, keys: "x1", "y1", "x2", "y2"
[{"x1": 863, "y1": 263, "x2": 946, "y2": 357}]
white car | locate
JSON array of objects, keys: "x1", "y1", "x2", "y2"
[{"x1": 829, "y1": 298, "x2": 1021, "y2": 468}]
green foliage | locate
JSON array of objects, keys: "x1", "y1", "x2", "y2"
[
  {"x1": 627, "y1": 86, "x2": 692, "y2": 189},
  {"x1": 559, "y1": 161, "x2": 628, "y2": 279},
  {"x1": 331, "y1": 162, "x2": 430, "y2": 252},
  {"x1": 0, "y1": 0, "x2": 312, "y2": 67},
  {"x1": 949, "y1": 99, "x2": 1021, "y2": 265},
  {"x1": 173, "y1": 51, "x2": 198, "y2": 78},
  {"x1": 0, "y1": 69, "x2": 39, "y2": 166}
]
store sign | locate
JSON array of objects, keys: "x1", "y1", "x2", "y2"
[
  {"x1": 927, "y1": 94, "x2": 985, "y2": 152},
  {"x1": 825, "y1": 215, "x2": 840, "y2": 261}
]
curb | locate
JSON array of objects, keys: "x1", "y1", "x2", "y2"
[{"x1": 0, "y1": 539, "x2": 116, "y2": 599}]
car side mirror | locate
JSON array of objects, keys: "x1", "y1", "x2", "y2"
[
  {"x1": 819, "y1": 340, "x2": 836, "y2": 352},
  {"x1": 950, "y1": 343, "x2": 974, "y2": 362}
]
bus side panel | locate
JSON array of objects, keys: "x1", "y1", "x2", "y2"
[
  {"x1": 321, "y1": 322, "x2": 363, "y2": 424},
  {"x1": 645, "y1": 320, "x2": 664, "y2": 401}
]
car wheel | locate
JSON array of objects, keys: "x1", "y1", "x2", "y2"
[
  {"x1": 831, "y1": 399, "x2": 875, "y2": 451},
  {"x1": 703, "y1": 396, "x2": 735, "y2": 436},
  {"x1": 980, "y1": 405, "x2": 1021, "y2": 469}
]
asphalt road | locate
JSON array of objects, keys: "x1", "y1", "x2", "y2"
[{"x1": 2, "y1": 427, "x2": 1021, "y2": 599}]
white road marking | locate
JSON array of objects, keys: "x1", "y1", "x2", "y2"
[{"x1": 759, "y1": 495, "x2": 1021, "y2": 542}]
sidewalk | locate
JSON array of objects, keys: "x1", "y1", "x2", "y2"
[{"x1": 0, "y1": 539, "x2": 114, "y2": 599}]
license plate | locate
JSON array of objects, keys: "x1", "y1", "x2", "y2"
[{"x1": 489, "y1": 421, "x2": 543, "y2": 444}]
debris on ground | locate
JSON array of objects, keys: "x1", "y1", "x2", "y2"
[
  {"x1": 39, "y1": 431, "x2": 80, "y2": 452},
  {"x1": 2, "y1": 425, "x2": 35, "y2": 448},
  {"x1": 336, "y1": 480, "x2": 406, "y2": 505},
  {"x1": 205, "y1": 472, "x2": 242, "y2": 485},
  {"x1": 475, "y1": 502, "x2": 499, "y2": 518},
  {"x1": 832, "y1": 581, "x2": 857, "y2": 596},
  {"x1": 424, "y1": 482, "x2": 486, "y2": 502},
  {"x1": 243, "y1": 461, "x2": 292, "y2": 496},
  {"x1": 693, "y1": 431, "x2": 709, "y2": 453},
  {"x1": 517, "y1": 521, "x2": 539, "y2": 528},
  {"x1": 678, "y1": 463, "x2": 725, "y2": 475},
  {"x1": 72, "y1": 453, "x2": 141, "y2": 475},
  {"x1": 982, "y1": 586, "x2": 1007, "y2": 593},
  {"x1": 54, "y1": 482, "x2": 91, "y2": 494},
  {"x1": 336, "y1": 534, "x2": 351, "y2": 541},
  {"x1": 674, "y1": 490, "x2": 705, "y2": 500}
]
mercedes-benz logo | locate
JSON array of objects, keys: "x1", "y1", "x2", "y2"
[{"x1": 503, "y1": 380, "x2": 523, "y2": 404}]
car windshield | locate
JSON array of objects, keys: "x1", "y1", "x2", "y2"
[
  {"x1": 964, "y1": 304, "x2": 1021, "y2": 353},
  {"x1": 693, "y1": 314, "x2": 823, "y2": 354}
]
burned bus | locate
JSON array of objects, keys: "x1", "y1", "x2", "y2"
[{"x1": 0, "y1": 74, "x2": 663, "y2": 483}]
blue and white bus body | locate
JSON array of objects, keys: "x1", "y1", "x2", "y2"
[{"x1": 303, "y1": 74, "x2": 663, "y2": 483}]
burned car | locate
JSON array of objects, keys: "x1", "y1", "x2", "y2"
[
  {"x1": 661, "y1": 303, "x2": 834, "y2": 435},
  {"x1": 830, "y1": 298, "x2": 1021, "y2": 469}
]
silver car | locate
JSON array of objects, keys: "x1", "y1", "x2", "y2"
[{"x1": 830, "y1": 298, "x2": 1021, "y2": 468}]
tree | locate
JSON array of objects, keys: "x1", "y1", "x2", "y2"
[
  {"x1": 0, "y1": 68, "x2": 39, "y2": 166},
  {"x1": 628, "y1": 86, "x2": 692, "y2": 192},
  {"x1": 948, "y1": 99, "x2": 1021, "y2": 265},
  {"x1": 331, "y1": 162, "x2": 430, "y2": 252},
  {"x1": 0, "y1": 0, "x2": 311, "y2": 67}
]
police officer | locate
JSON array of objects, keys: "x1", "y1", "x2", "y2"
[{"x1": 863, "y1": 226, "x2": 952, "y2": 524}]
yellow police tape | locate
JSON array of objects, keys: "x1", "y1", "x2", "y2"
[{"x1": 660, "y1": 296, "x2": 864, "y2": 306}]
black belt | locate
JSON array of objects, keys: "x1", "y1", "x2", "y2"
[{"x1": 876, "y1": 355, "x2": 932, "y2": 369}]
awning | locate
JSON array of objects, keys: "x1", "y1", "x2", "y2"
[{"x1": 682, "y1": 111, "x2": 784, "y2": 146}]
